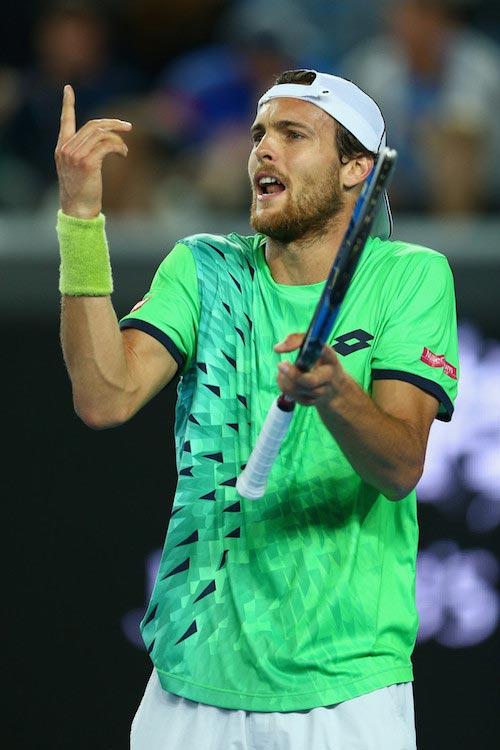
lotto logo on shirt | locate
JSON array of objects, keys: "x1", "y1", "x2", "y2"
[{"x1": 421, "y1": 347, "x2": 457, "y2": 379}]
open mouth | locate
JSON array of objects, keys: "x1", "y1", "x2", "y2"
[{"x1": 256, "y1": 175, "x2": 286, "y2": 199}]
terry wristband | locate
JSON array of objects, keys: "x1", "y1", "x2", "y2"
[{"x1": 57, "y1": 210, "x2": 113, "y2": 296}]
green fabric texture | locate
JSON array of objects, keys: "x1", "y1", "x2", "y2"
[
  {"x1": 57, "y1": 210, "x2": 113, "y2": 296},
  {"x1": 120, "y1": 242, "x2": 199, "y2": 370}
]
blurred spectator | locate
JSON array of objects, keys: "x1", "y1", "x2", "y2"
[
  {"x1": 0, "y1": 1, "x2": 144, "y2": 211},
  {"x1": 285, "y1": 1, "x2": 386, "y2": 67},
  {"x1": 122, "y1": 0, "x2": 232, "y2": 78},
  {"x1": 145, "y1": 0, "x2": 320, "y2": 213},
  {"x1": 97, "y1": 95, "x2": 174, "y2": 218},
  {"x1": 0, "y1": 66, "x2": 34, "y2": 210},
  {"x1": 340, "y1": 0, "x2": 500, "y2": 215}
]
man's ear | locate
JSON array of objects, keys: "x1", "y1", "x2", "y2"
[{"x1": 341, "y1": 154, "x2": 374, "y2": 189}]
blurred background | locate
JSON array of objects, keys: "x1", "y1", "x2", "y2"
[{"x1": 2, "y1": 0, "x2": 499, "y2": 747}]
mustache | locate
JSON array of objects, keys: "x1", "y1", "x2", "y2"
[{"x1": 251, "y1": 170, "x2": 287, "y2": 186}]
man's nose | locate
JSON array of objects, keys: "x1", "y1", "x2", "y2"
[{"x1": 255, "y1": 133, "x2": 278, "y2": 161}]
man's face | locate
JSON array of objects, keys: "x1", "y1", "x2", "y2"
[{"x1": 248, "y1": 98, "x2": 344, "y2": 243}]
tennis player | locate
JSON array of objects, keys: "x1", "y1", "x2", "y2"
[{"x1": 55, "y1": 69, "x2": 459, "y2": 749}]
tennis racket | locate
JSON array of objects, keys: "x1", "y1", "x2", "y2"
[{"x1": 236, "y1": 147, "x2": 398, "y2": 500}]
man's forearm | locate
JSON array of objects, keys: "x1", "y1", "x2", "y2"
[{"x1": 316, "y1": 375, "x2": 426, "y2": 501}]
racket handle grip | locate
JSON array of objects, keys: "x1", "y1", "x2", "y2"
[{"x1": 236, "y1": 398, "x2": 294, "y2": 500}]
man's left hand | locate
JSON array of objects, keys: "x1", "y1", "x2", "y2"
[{"x1": 274, "y1": 333, "x2": 347, "y2": 407}]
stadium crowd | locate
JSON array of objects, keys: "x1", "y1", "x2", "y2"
[{"x1": 1, "y1": 0, "x2": 499, "y2": 218}]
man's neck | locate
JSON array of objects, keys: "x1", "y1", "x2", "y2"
[{"x1": 264, "y1": 213, "x2": 351, "y2": 286}]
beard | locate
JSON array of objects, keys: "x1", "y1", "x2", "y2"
[{"x1": 250, "y1": 169, "x2": 345, "y2": 244}]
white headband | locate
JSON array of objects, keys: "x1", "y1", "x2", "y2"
[{"x1": 258, "y1": 71, "x2": 393, "y2": 239}]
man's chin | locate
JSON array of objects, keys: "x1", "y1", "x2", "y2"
[
  {"x1": 250, "y1": 218, "x2": 300, "y2": 243},
  {"x1": 250, "y1": 206, "x2": 292, "y2": 241}
]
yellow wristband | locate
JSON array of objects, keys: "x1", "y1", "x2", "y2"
[{"x1": 57, "y1": 210, "x2": 113, "y2": 296}]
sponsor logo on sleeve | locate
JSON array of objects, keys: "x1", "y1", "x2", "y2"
[
  {"x1": 420, "y1": 347, "x2": 457, "y2": 379},
  {"x1": 130, "y1": 296, "x2": 152, "y2": 313}
]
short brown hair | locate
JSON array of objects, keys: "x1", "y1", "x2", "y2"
[{"x1": 274, "y1": 69, "x2": 376, "y2": 163}]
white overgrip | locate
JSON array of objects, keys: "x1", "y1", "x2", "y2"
[{"x1": 236, "y1": 399, "x2": 294, "y2": 500}]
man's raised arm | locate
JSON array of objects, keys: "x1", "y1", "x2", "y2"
[{"x1": 55, "y1": 85, "x2": 178, "y2": 429}]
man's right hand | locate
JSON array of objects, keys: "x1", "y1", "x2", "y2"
[{"x1": 54, "y1": 84, "x2": 132, "y2": 219}]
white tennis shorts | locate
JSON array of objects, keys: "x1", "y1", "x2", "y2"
[{"x1": 130, "y1": 669, "x2": 417, "y2": 750}]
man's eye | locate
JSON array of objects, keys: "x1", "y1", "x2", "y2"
[
  {"x1": 288, "y1": 131, "x2": 304, "y2": 140},
  {"x1": 252, "y1": 132, "x2": 264, "y2": 144}
]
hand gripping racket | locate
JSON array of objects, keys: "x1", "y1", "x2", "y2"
[{"x1": 236, "y1": 147, "x2": 398, "y2": 499}]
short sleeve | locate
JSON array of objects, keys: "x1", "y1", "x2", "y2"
[
  {"x1": 120, "y1": 242, "x2": 200, "y2": 373},
  {"x1": 372, "y1": 251, "x2": 459, "y2": 421}
]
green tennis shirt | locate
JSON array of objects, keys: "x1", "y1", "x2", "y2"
[{"x1": 120, "y1": 233, "x2": 459, "y2": 712}]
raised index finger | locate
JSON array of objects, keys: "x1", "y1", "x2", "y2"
[{"x1": 57, "y1": 84, "x2": 76, "y2": 146}]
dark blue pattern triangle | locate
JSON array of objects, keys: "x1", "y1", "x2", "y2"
[
  {"x1": 179, "y1": 466, "x2": 194, "y2": 477},
  {"x1": 200, "y1": 490, "x2": 216, "y2": 501},
  {"x1": 194, "y1": 580, "x2": 216, "y2": 603},
  {"x1": 222, "y1": 352, "x2": 237, "y2": 370},
  {"x1": 203, "y1": 384, "x2": 221, "y2": 397},
  {"x1": 175, "y1": 620, "x2": 197, "y2": 645},
  {"x1": 225, "y1": 527, "x2": 241, "y2": 539},
  {"x1": 203, "y1": 452, "x2": 223, "y2": 463},
  {"x1": 143, "y1": 603, "x2": 158, "y2": 626},
  {"x1": 163, "y1": 557, "x2": 190, "y2": 578},
  {"x1": 229, "y1": 273, "x2": 242, "y2": 293},
  {"x1": 175, "y1": 530, "x2": 199, "y2": 547},
  {"x1": 223, "y1": 501, "x2": 241, "y2": 513},
  {"x1": 220, "y1": 476, "x2": 237, "y2": 487},
  {"x1": 205, "y1": 242, "x2": 226, "y2": 260}
]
